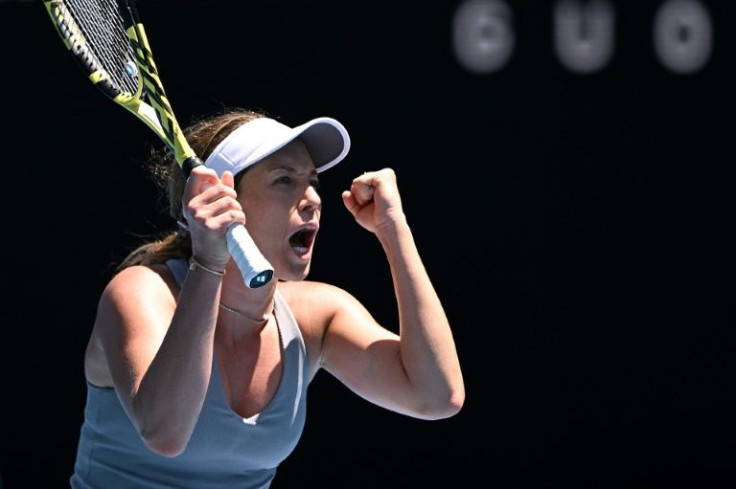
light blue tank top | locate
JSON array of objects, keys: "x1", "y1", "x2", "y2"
[{"x1": 70, "y1": 259, "x2": 309, "y2": 489}]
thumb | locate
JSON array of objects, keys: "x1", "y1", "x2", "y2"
[
  {"x1": 221, "y1": 170, "x2": 235, "y2": 189},
  {"x1": 341, "y1": 190, "x2": 358, "y2": 215}
]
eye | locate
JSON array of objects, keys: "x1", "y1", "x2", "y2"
[
  {"x1": 275, "y1": 175, "x2": 294, "y2": 185},
  {"x1": 310, "y1": 178, "x2": 321, "y2": 190}
]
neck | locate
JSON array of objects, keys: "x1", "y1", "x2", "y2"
[
  {"x1": 217, "y1": 302, "x2": 273, "y2": 342},
  {"x1": 218, "y1": 265, "x2": 277, "y2": 329},
  {"x1": 219, "y1": 302, "x2": 266, "y2": 323}
]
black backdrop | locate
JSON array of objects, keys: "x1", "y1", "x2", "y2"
[{"x1": 2, "y1": 0, "x2": 735, "y2": 487}]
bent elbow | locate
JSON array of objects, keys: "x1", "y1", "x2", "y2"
[
  {"x1": 416, "y1": 385, "x2": 466, "y2": 420},
  {"x1": 140, "y1": 425, "x2": 191, "y2": 458},
  {"x1": 446, "y1": 388, "x2": 466, "y2": 417},
  {"x1": 144, "y1": 439, "x2": 187, "y2": 458},
  {"x1": 432, "y1": 388, "x2": 466, "y2": 419}
]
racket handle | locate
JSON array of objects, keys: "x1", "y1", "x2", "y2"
[
  {"x1": 183, "y1": 156, "x2": 274, "y2": 288},
  {"x1": 226, "y1": 224, "x2": 274, "y2": 288}
]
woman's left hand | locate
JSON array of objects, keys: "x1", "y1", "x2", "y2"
[{"x1": 341, "y1": 168, "x2": 406, "y2": 234}]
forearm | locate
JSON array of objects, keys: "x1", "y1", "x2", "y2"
[
  {"x1": 376, "y1": 217, "x2": 465, "y2": 417},
  {"x1": 133, "y1": 264, "x2": 221, "y2": 456}
]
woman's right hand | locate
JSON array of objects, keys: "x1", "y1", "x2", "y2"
[{"x1": 182, "y1": 166, "x2": 245, "y2": 270}]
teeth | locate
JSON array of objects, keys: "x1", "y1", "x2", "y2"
[{"x1": 290, "y1": 225, "x2": 316, "y2": 256}]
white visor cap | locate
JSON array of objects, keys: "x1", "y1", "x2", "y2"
[{"x1": 204, "y1": 117, "x2": 351, "y2": 177}]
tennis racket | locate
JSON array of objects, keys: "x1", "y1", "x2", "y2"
[{"x1": 43, "y1": 0, "x2": 274, "y2": 288}]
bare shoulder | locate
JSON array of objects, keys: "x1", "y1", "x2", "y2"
[
  {"x1": 86, "y1": 264, "x2": 178, "y2": 387},
  {"x1": 103, "y1": 263, "x2": 179, "y2": 303},
  {"x1": 96, "y1": 263, "x2": 179, "y2": 337},
  {"x1": 277, "y1": 280, "x2": 361, "y2": 315},
  {"x1": 275, "y1": 280, "x2": 381, "y2": 334},
  {"x1": 277, "y1": 280, "x2": 370, "y2": 373}
]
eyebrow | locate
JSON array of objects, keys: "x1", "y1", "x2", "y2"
[{"x1": 265, "y1": 163, "x2": 318, "y2": 177}]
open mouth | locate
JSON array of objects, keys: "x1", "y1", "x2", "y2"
[{"x1": 289, "y1": 226, "x2": 317, "y2": 255}]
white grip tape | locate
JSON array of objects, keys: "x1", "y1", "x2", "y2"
[{"x1": 226, "y1": 224, "x2": 274, "y2": 288}]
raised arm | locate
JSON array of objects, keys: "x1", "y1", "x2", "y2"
[
  {"x1": 319, "y1": 168, "x2": 464, "y2": 419},
  {"x1": 93, "y1": 167, "x2": 242, "y2": 456}
]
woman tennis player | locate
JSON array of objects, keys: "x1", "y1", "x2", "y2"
[{"x1": 69, "y1": 108, "x2": 465, "y2": 488}]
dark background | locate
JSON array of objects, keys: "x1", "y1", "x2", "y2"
[{"x1": 2, "y1": 0, "x2": 735, "y2": 487}]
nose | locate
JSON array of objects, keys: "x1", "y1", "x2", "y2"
[{"x1": 300, "y1": 184, "x2": 321, "y2": 213}]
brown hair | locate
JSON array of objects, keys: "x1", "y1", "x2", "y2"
[{"x1": 116, "y1": 108, "x2": 266, "y2": 271}]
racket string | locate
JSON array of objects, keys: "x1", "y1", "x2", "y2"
[{"x1": 64, "y1": 0, "x2": 139, "y2": 96}]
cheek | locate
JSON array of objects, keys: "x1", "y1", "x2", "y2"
[
  {"x1": 242, "y1": 198, "x2": 270, "y2": 226},
  {"x1": 238, "y1": 183, "x2": 268, "y2": 216},
  {"x1": 242, "y1": 197, "x2": 288, "y2": 235}
]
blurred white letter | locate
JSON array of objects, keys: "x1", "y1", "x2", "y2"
[
  {"x1": 452, "y1": 0, "x2": 514, "y2": 74},
  {"x1": 554, "y1": 0, "x2": 614, "y2": 74},
  {"x1": 654, "y1": 0, "x2": 712, "y2": 74}
]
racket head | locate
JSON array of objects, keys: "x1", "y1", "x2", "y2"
[
  {"x1": 44, "y1": 0, "x2": 195, "y2": 167},
  {"x1": 44, "y1": 0, "x2": 270, "y2": 286}
]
